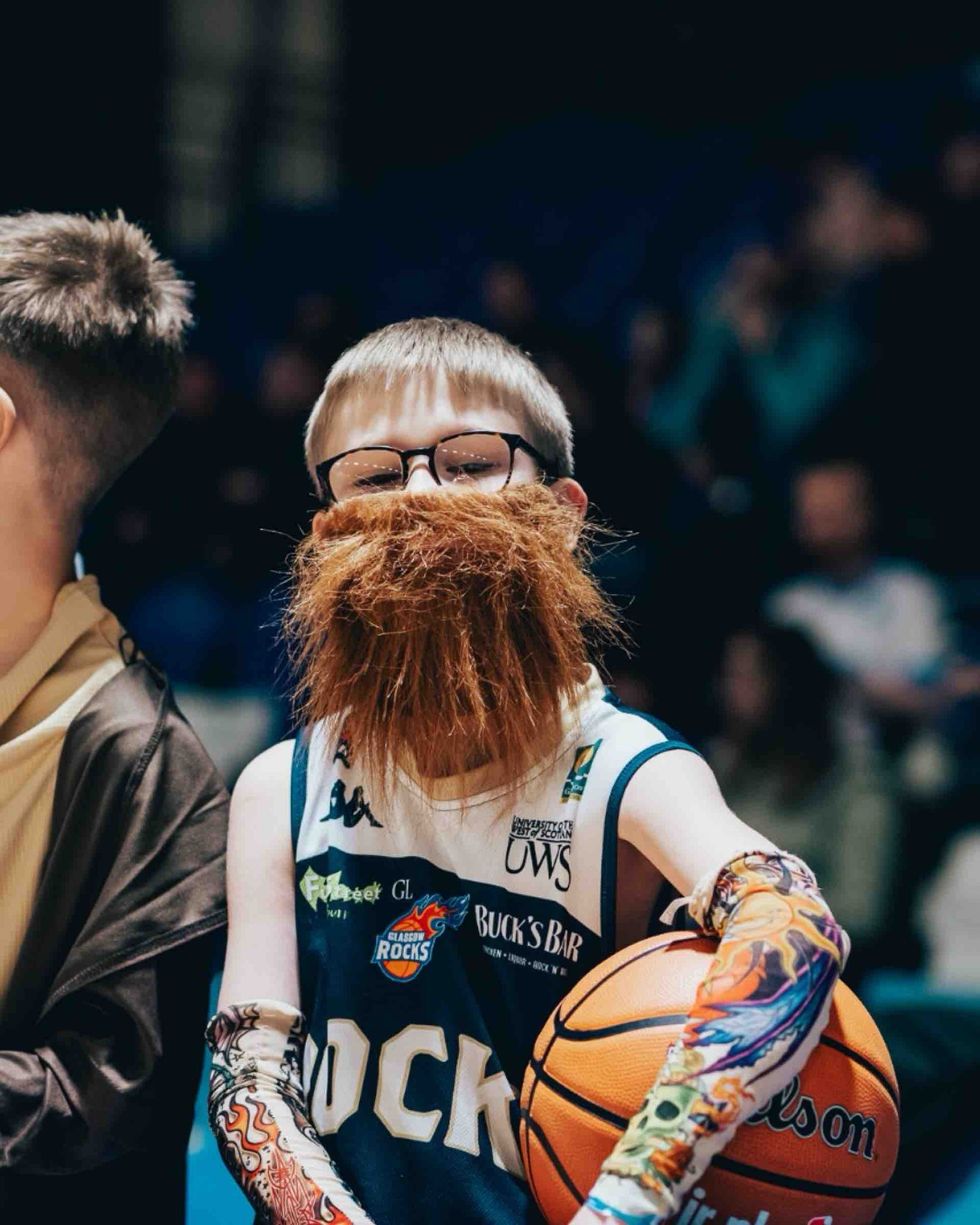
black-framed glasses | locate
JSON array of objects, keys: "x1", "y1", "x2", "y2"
[{"x1": 315, "y1": 430, "x2": 559, "y2": 504}]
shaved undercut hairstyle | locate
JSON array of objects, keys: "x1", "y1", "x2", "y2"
[
  {"x1": 0, "y1": 211, "x2": 193, "y2": 517},
  {"x1": 304, "y1": 317, "x2": 575, "y2": 485}
]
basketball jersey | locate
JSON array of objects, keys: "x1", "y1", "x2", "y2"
[{"x1": 290, "y1": 668, "x2": 698, "y2": 1224}]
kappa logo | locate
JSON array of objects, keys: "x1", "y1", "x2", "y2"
[
  {"x1": 321, "y1": 779, "x2": 381, "y2": 828},
  {"x1": 560, "y1": 739, "x2": 602, "y2": 802},
  {"x1": 299, "y1": 867, "x2": 382, "y2": 911},
  {"x1": 333, "y1": 732, "x2": 352, "y2": 768},
  {"x1": 371, "y1": 894, "x2": 469, "y2": 982},
  {"x1": 504, "y1": 815, "x2": 573, "y2": 892}
]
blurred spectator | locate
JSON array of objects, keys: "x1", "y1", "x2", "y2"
[
  {"x1": 710, "y1": 622, "x2": 898, "y2": 978},
  {"x1": 258, "y1": 343, "x2": 325, "y2": 420},
  {"x1": 642, "y1": 164, "x2": 883, "y2": 483},
  {"x1": 797, "y1": 158, "x2": 890, "y2": 277},
  {"x1": 479, "y1": 260, "x2": 599, "y2": 433},
  {"x1": 942, "y1": 132, "x2": 980, "y2": 203},
  {"x1": 640, "y1": 157, "x2": 946, "y2": 504},
  {"x1": 767, "y1": 457, "x2": 980, "y2": 765},
  {"x1": 919, "y1": 826, "x2": 980, "y2": 991},
  {"x1": 624, "y1": 306, "x2": 687, "y2": 427}
]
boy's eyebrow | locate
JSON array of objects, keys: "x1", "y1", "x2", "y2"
[{"x1": 332, "y1": 419, "x2": 509, "y2": 454}]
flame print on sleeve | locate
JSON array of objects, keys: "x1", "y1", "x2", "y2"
[
  {"x1": 207, "y1": 1001, "x2": 368, "y2": 1224},
  {"x1": 594, "y1": 852, "x2": 847, "y2": 1220}
]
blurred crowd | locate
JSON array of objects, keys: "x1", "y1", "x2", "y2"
[{"x1": 86, "y1": 87, "x2": 979, "y2": 1221}]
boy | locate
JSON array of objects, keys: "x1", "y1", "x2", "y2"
[
  {"x1": 0, "y1": 212, "x2": 227, "y2": 1221},
  {"x1": 208, "y1": 318, "x2": 846, "y2": 1224}
]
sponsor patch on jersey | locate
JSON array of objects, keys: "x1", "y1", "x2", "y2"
[
  {"x1": 504, "y1": 815, "x2": 573, "y2": 892},
  {"x1": 371, "y1": 894, "x2": 470, "y2": 982},
  {"x1": 299, "y1": 866, "x2": 382, "y2": 911},
  {"x1": 560, "y1": 739, "x2": 602, "y2": 802},
  {"x1": 474, "y1": 902, "x2": 584, "y2": 973}
]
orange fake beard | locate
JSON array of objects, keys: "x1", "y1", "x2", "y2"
[{"x1": 284, "y1": 483, "x2": 622, "y2": 787}]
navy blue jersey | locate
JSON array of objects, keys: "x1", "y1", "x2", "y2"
[{"x1": 291, "y1": 668, "x2": 697, "y2": 1223}]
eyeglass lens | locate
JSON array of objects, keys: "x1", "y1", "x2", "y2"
[{"x1": 329, "y1": 434, "x2": 513, "y2": 501}]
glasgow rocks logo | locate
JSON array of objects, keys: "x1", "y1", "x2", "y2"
[{"x1": 371, "y1": 894, "x2": 470, "y2": 982}]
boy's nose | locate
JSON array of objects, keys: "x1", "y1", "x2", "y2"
[{"x1": 404, "y1": 456, "x2": 439, "y2": 492}]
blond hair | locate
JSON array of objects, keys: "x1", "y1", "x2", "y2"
[
  {"x1": 0, "y1": 210, "x2": 192, "y2": 516},
  {"x1": 304, "y1": 317, "x2": 574, "y2": 485}
]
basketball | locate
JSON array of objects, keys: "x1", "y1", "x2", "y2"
[{"x1": 520, "y1": 931, "x2": 899, "y2": 1225}]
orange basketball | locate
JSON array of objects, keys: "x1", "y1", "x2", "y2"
[{"x1": 520, "y1": 931, "x2": 899, "y2": 1225}]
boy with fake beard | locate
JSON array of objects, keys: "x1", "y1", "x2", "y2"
[{"x1": 207, "y1": 318, "x2": 848, "y2": 1225}]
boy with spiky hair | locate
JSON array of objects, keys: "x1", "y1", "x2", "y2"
[
  {"x1": 209, "y1": 318, "x2": 846, "y2": 1225},
  {"x1": 0, "y1": 212, "x2": 227, "y2": 1222}
]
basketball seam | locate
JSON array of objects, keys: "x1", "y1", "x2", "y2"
[
  {"x1": 558, "y1": 937, "x2": 703, "y2": 1028},
  {"x1": 555, "y1": 1013, "x2": 688, "y2": 1040},
  {"x1": 520, "y1": 1098, "x2": 536, "y2": 1209},
  {"x1": 519, "y1": 1110, "x2": 585, "y2": 1207},
  {"x1": 818, "y1": 1033, "x2": 900, "y2": 1108},
  {"x1": 529, "y1": 1058, "x2": 629, "y2": 1129},
  {"x1": 711, "y1": 1153, "x2": 891, "y2": 1199},
  {"x1": 526, "y1": 938, "x2": 703, "y2": 1135}
]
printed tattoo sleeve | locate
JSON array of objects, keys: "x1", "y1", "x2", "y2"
[
  {"x1": 587, "y1": 852, "x2": 848, "y2": 1224},
  {"x1": 206, "y1": 1000, "x2": 371, "y2": 1225}
]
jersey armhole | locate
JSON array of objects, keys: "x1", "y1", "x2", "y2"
[
  {"x1": 601, "y1": 688, "x2": 692, "y2": 745},
  {"x1": 599, "y1": 738, "x2": 703, "y2": 956},
  {"x1": 290, "y1": 731, "x2": 310, "y2": 857}
]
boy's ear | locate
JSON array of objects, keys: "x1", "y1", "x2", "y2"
[
  {"x1": 312, "y1": 508, "x2": 332, "y2": 541},
  {"x1": 549, "y1": 478, "x2": 588, "y2": 550},
  {"x1": 0, "y1": 385, "x2": 17, "y2": 454},
  {"x1": 549, "y1": 477, "x2": 588, "y2": 520}
]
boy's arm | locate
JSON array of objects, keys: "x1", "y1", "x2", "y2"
[
  {"x1": 210, "y1": 742, "x2": 373, "y2": 1225},
  {"x1": 577, "y1": 752, "x2": 847, "y2": 1225}
]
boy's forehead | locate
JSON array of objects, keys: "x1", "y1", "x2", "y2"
[{"x1": 320, "y1": 372, "x2": 526, "y2": 456}]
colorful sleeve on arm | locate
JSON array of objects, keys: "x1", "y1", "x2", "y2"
[
  {"x1": 206, "y1": 1000, "x2": 372, "y2": 1225},
  {"x1": 586, "y1": 852, "x2": 848, "y2": 1225}
]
